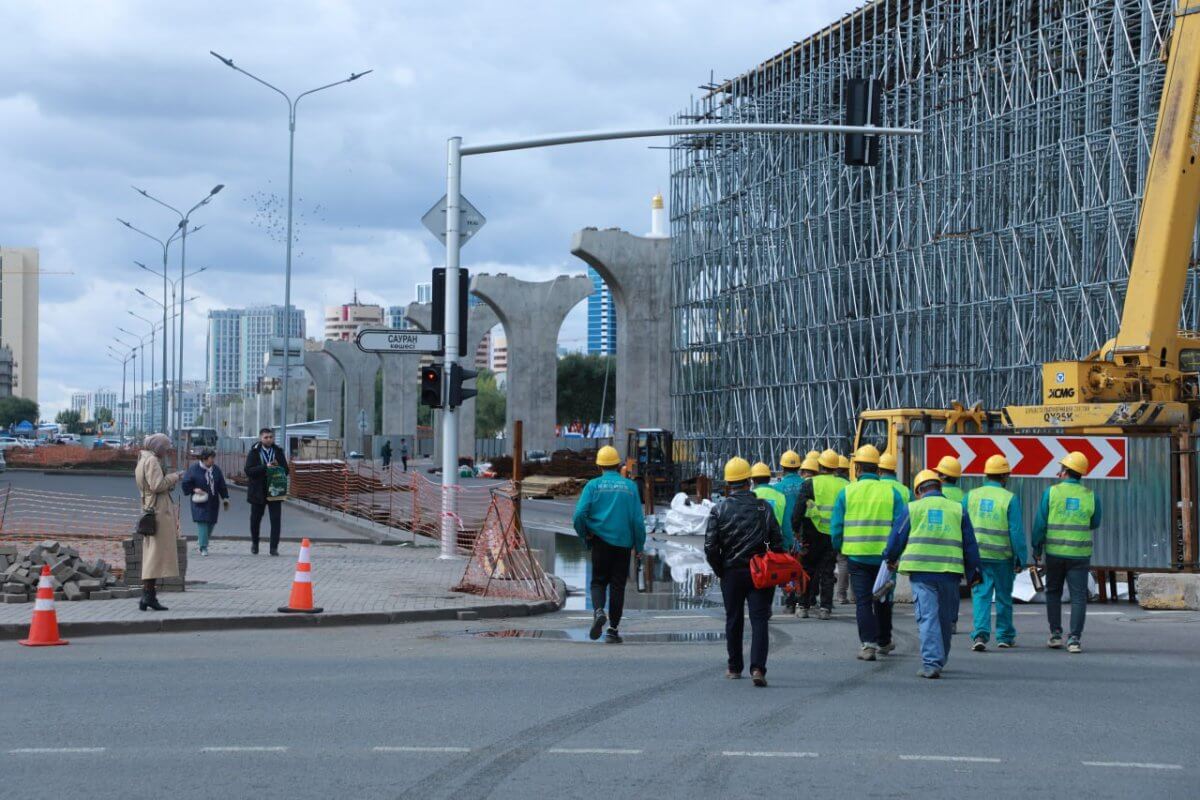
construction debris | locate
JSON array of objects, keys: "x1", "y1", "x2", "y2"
[
  {"x1": 491, "y1": 449, "x2": 601, "y2": 481},
  {"x1": 517, "y1": 476, "x2": 586, "y2": 499},
  {"x1": 0, "y1": 542, "x2": 134, "y2": 603}
]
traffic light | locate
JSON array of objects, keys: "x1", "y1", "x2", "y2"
[
  {"x1": 420, "y1": 364, "x2": 443, "y2": 408},
  {"x1": 448, "y1": 363, "x2": 477, "y2": 408},
  {"x1": 844, "y1": 78, "x2": 882, "y2": 167}
]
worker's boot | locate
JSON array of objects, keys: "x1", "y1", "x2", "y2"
[
  {"x1": 797, "y1": 606, "x2": 809, "y2": 619},
  {"x1": 1047, "y1": 633, "x2": 1063, "y2": 649},
  {"x1": 588, "y1": 609, "x2": 608, "y2": 641},
  {"x1": 877, "y1": 641, "x2": 896, "y2": 655},
  {"x1": 604, "y1": 628, "x2": 623, "y2": 644},
  {"x1": 971, "y1": 637, "x2": 987, "y2": 652},
  {"x1": 857, "y1": 644, "x2": 877, "y2": 661},
  {"x1": 750, "y1": 669, "x2": 768, "y2": 688},
  {"x1": 817, "y1": 608, "x2": 831, "y2": 620},
  {"x1": 1067, "y1": 637, "x2": 1082, "y2": 654}
]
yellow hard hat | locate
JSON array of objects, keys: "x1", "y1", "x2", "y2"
[
  {"x1": 878, "y1": 452, "x2": 898, "y2": 471},
  {"x1": 780, "y1": 450, "x2": 802, "y2": 469},
  {"x1": 750, "y1": 461, "x2": 772, "y2": 479},
  {"x1": 800, "y1": 456, "x2": 820, "y2": 472},
  {"x1": 984, "y1": 455, "x2": 1011, "y2": 475},
  {"x1": 818, "y1": 449, "x2": 840, "y2": 470},
  {"x1": 1060, "y1": 451, "x2": 1090, "y2": 476},
  {"x1": 913, "y1": 469, "x2": 942, "y2": 492},
  {"x1": 806, "y1": 450, "x2": 821, "y2": 461},
  {"x1": 838, "y1": 455, "x2": 851, "y2": 470},
  {"x1": 596, "y1": 445, "x2": 621, "y2": 467},
  {"x1": 935, "y1": 455, "x2": 963, "y2": 479},
  {"x1": 852, "y1": 444, "x2": 881, "y2": 465},
  {"x1": 724, "y1": 457, "x2": 751, "y2": 483}
]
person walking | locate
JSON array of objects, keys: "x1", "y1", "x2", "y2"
[
  {"x1": 381, "y1": 439, "x2": 393, "y2": 468},
  {"x1": 705, "y1": 457, "x2": 784, "y2": 687},
  {"x1": 935, "y1": 455, "x2": 965, "y2": 502},
  {"x1": 1031, "y1": 451, "x2": 1100, "y2": 654},
  {"x1": 244, "y1": 427, "x2": 289, "y2": 556},
  {"x1": 831, "y1": 445, "x2": 904, "y2": 661},
  {"x1": 133, "y1": 433, "x2": 185, "y2": 611},
  {"x1": 792, "y1": 449, "x2": 846, "y2": 619},
  {"x1": 883, "y1": 469, "x2": 982, "y2": 678},
  {"x1": 399, "y1": 439, "x2": 410, "y2": 472},
  {"x1": 572, "y1": 445, "x2": 646, "y2": 643},
  {"x1": 750, "y1": 462, "x2": 786, "y2": 529},
  {"x1": 966, "y1": 455, "x2": 1027, "y2": 651},
  {"x1": 181, "y1": 448, "x2": 231, "y2": 556},
  {"x1": 878, "y1": 452, "x2": 911, "y2": 502},
  {"x1": 773, "y1": 450, "x2": 807, "y2": 612},
  {"x1": 835, "y1": 453, "x2": 854, "y2": 604}
]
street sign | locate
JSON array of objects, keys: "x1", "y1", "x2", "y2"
[
  {"x1": 357, "y1": 409, "x2": 368, "y2": 434},
  {"x1": 355, "y1": 329, "x2": 444, "y2": 355},
  {"x1": 926, "y1": 434, "x2": 1128, "y2": 480},
  {"x1": 421, "y1": 193, "x2": 486, "y2": 246}
]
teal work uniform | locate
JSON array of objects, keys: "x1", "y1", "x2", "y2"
[
  {"x1": 572, "y1": 470, "x2": 646, "y2": 552},
  {"x1": 773, "y1": 473, "x2": 805, "y2": 550},
  {"x1": 965, "y1": 480, "x2": 1027, "y2": 644}
]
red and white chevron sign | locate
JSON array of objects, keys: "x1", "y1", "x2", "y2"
[{"x1": 925, "y1": 435, "x2": 1127, "y2": 480}]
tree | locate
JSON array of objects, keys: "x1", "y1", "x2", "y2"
[
  {"x1": 94, "y1": 407, "x2": 114, "y2": 425},
  {"x1": 475, "y1": 369, "x2": 506, "y2": 438},
  {"x1": 556, "y1": 354, "x2": 615, "y2": 426},
  {"x1": 0, "y1": 396, "x2": 38, "y2": 429},
  {"x1": 55, "y1": 409, "x2": 85, "y2": 434}
]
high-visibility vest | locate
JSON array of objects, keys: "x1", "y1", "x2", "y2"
[
  {"x1": 753, "y1": 485, "x2": 786, "y2": 528},
  {"x1": 898, "y1": 495, "x2": 965, "y2": 575},
  {"x1": 940, "y1": 483, "x2": 964, "y2": 503},
  {"x1": 1045, "y1": 481, "x2": 1095, "y2": 558},
  {"x1": 882, "y1": 476, "x2": 912, "y2": 503},
  {"x1": 841, "y1": 480, "x2": 895, "y2": 558},
  {"x1": 967, "y1": 485, "x2": 1014, "y2": 561},
  {"x1": 808, "y1": 474, "x2": 848, "y2": 535}
]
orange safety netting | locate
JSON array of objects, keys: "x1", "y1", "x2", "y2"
[
  {"x1": 0, "y1": 485, "x2": 141, "y2": 576},
  {"x1": 7, "y1": 445, "x2": 140, "y2": 471},
  {"x1": 454, "y1": 491, "x2": 559, "y2": 602}
]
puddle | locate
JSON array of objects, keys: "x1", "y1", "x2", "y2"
[{"x1": 473, "y1": 628, "x2": 727, "y2": 643}]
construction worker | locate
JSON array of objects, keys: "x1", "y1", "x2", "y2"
[
  {"x1": 883, "y1": 470, "x2": 982, "y2": 678},
  {"x1": 705, "y1": 457, "x2": 784, "y2": 687},
  {"x1": 799, "y1": 455, "x2": 819, "y2": 479},
  {"x1": 750, "y1": 462, "x2": 786, "y2": 530},
  {"x1": 935, "y1": 455, "x2": 965, "y2": 502},
  {"x1": 837, "y1": 454, "x2": 852, "y2": 480},
  {"x1": 774, "y1": 450, "x2": 808, "y2": 613},
  {"x1": 966, "y1": 455, "x2": 1027, "y2": 651},
  {"x1": 830, "y1": 445, "x2": 904, "y2": 661},
  {"x1": 1031, "y1": 451, "x2": 1101, "y2": 654},
  {"x1": 835, "y1": 453, "x2": 854, "y2": 604},
  {"x1": 878, "y1": 452, "x2": 911, "y2": 502},
  {"x1": 792, "y1": 448, "x2": 847, "y2": 619},
  {"x1": 572, "y1": 445, "x2": 646, "y2": 644}
]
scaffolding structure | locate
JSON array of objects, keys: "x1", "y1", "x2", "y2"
[{"x1": 669, "y1": 0, "x2": 1200, "y2": 470}]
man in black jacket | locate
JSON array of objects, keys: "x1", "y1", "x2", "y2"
[
  {"x1": 705, "y1": 457, "x2": 785, "y2": 687},
  {"x1": 244, "y1": 428, "x2": 289, "y2": 555}
]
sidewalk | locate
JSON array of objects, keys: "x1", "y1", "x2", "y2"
[{"x1": 0, "y1": 539, "x2": 562, "y2": 640}]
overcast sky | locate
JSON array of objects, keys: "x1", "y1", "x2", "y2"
[{"x1": 0, "y1": 0, "x2": 860, "y2": 416}]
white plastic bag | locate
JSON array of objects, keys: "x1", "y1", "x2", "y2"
[{"x1": 663, "y1": 492, "x2": 713, "y2": 536}]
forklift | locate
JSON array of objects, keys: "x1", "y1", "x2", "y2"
[{"x1": 621, "y1": 428, "x2": 678, "y2": 506}]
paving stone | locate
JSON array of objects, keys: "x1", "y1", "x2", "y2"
[
  {"x1": 62, "y1": 581, "x2": 84, "y2": 601},
  {"x1": 86, "y1": 590, "x2": 113, "y2": 601},
  {"x1": 77, "y1": 579, "x2": 104, "y2": 591},
  {"x1": 2, "y1": 593, "x2": 29, "y2": 604},
  {"x1": 2, "y1": 583, "x2": 25, "y2": 593}
]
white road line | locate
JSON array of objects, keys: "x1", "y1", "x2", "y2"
[
  {"x1": 722, "y1": 751, "x2": 819, "y2": 758},
  {"x1": 652, "y1": 615, "x2": 710, "y2": 619},
  {"x1": 9, "y1": 748, "x2": 106, "y2": 754},
  {"x1": 547, "y1": 748, "x2": 643, "y2": 755},
  {"x1": 899, "y1": 755, "x2": 1001, "y2": 764},
  {"x1": 201, "y1": 746, "x2": 288, "y2": 753},
  {"x1": 1082, "y1": 761, "x2": 1182, "y2": 770},
  {"x1": 373, "y1": 746, "x2": 471, "y2": 753}
]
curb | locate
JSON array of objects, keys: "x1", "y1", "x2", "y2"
[{"x1": 223, "y1": 483, "x2": 415, "y2": 546}]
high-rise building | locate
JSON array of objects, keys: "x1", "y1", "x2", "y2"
[
  {"x1": 71, "y1": 392, "x2": 89, "y2": 420},
  {"x1": 239, "y1": 305, "x2": 305, "y2": 392},
  {"x1": 386, "y1": 305, "x2": 411, "y2": 330},
  {"x1": 586, "y1": 267, "x2": 616, "y2": 356},
  {"x1": 176, "y1": 380, "x2": 206, "y2": 428},
  {"x1": 475, "y1": 330, "x2": 491, "y2": 371},
  {"x1": 206, "y1": 309, "x2": 242, "y2": 400},
  {"x1": 0, "y1": 247, "x2": 40, "y2": 402},
  {"x1": 93, "y1": 389, "x2": 117, "y2": 418},
  {"x1": 415, "y1": 282, "x2": 433, "y2": 305},
  {"x1": 325, "y1": 295, "x2": 383, "y2": 341},
  {"x1": 490, "y1": 332, "x2": 508, "y2": 374}
]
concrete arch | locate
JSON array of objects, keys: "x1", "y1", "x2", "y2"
[
  {"x1": 304, "y1": 349, "x2": 345, "y2": 439},
  {"x1": 321, "y1": 340, "x2": 381, "y2": 450}
]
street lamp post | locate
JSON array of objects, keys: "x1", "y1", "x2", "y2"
[
  {"x1": 134, "y1": 293, "x2": 195, "y2": 433},
  {"x1": 127, "y1": 312, "x2": 162, "y2": 434},
  {"x1": 107, "y1": 346, "x2": 133, "y2": 440},
  {"x1": 133, "y1": 258, "x2": 204, "y2": 437},
  {"x1": 133, "y1": 185, "x2": 223, "y2": 435},
  {"x1": 210, "y1": 51, "x2": 371, "y2": 455}
]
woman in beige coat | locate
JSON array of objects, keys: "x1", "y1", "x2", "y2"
[{"x1": 134, "y1": 433, "x2": 184, "y2": 611}]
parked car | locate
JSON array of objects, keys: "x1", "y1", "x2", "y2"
[
  {"x1": 0, "y1": 450, "x2": 7, "y2": 472},
  {"x1": 0, "y1": 436, "x2": 26, "y2": 451}
]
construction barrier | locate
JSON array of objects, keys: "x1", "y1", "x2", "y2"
[
  {"x1": 454, "y1": 490, "x2": 559, "y2": 603},
  {"x1": 7, "y1": 445, "x2": 140, "y2": 471},
  {"x1": 0, "y1": 486, "x2": 141, "y2": 577}
]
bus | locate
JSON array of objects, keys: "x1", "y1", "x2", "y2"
[{"x1": 178, "y1": 427, "x2": 219, "y2": 457}]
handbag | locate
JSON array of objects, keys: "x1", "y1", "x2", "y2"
[
  {"x1": 136, "y1": 507, "x2": 157, "y2": 538},
  {"x1": 749, "y1": 501, "x2": 805, "y2": 590},
  {"x1": 192, "y1": 489, "x2": 210, "y2": 504}
]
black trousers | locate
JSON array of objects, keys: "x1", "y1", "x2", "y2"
[
  {"x1": 802, "y1": 535, "x2": 836, "y2": 610},
  {"x1": 721, "y1": 566, "x2": 775, "y2": 674},
  {"x1": 848, "y1": 559, "x2": 893, "y2": 647},
  {"x1": 250, "y1": 502, "x2": 282, "y2": 552},
  {"x1": 590, "y1": 538, "x2": 631, "y2": 629},
  {"x1": 401, "y1": 456, "x2": 408, "y2": 472}
]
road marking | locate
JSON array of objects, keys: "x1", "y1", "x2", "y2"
[
  {"x1": 652, "y1": 615, "x2": 710, "y2": 619},
  {"x1": 9, "y1": 748, "x2": 105, "y2": 754},
  {"x1": 547, "y1": 748, "x2": 643, "y2": 755},
  {"x1": 201, "y1": 746, "x2": 288, "y2": 753},
  {"x1": 373, "y1": 746, "x2": 471, "y2": 753},
  {"x1": 899, "y1": 755, "x2": 1001, "y2": 764},
  {"x1": 722, "y1": 751, "x2": 819, "y2": 758},
  {"x1": 1082, "y1": 761, "x2": 1182, "y2": 770}
]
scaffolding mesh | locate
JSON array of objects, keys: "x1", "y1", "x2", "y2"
[{"x1": 669, "y1": 0, "x2": 1200, "y2": 469}]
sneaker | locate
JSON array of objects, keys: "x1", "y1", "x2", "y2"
[
  {"x1": 817, "y1": 608, "x2": 832, "y2": 620},
  {"x1": 997, "y1": 641, "x2": 1015, "y2": 649},
  {"x1": 798, "y1": 607, "x2": 810, "y2": 619},
  {"x1": 857, "y1": 644, "x2": 877, "y2": 661},
  {"x1": 971, "y1": 637, "x2": 987, "y2": 652},
  {"x1": 199, "y1": 548, "x2": 208, "y2": 556},
  {"x1": 877, "y1": 642, "x2": 896, "y2": 655},
  {"x1": 725, "y1": 670, "x2": 742, "y2": 680},
  {"x1": 836, "y1": 595, "x2": 850, "y2": 605},
  {"x1": 1067, "y1": 639, "x2": 1082, "y2": 654},
  {"x1": 1047, "y1": 634, "x2": 1063, "y2": 649},
  {"x1": 589, "y1": 610, "x2": 608, "y2": 641},
  {"x1": 604, "y1": 628, "x2": 623, "y2": 644},
  {"x1": 751, "y1": 669, "x2": 768, "y2": 687},
  {"x1": 918, "y1": 667, "x2": 941, "y2": 679}
]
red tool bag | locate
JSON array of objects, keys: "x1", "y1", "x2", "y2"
[{"x1": 751, "y1": 550, "x2": 806, "y2": 590}]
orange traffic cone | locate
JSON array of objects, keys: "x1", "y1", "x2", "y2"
[
  {"x1": 278, "y1": 538, "x2": 323, "y2": 614},
  {"x1": 19, "y1": 565, "x2": 68, "y2": 647}
]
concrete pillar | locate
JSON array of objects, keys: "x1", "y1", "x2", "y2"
[
  {"x1": 380, "y1": 353, "x2": 418, "y2": 440},
  {"x1": 304, "y1": 349, "x2": 344, "y2": 439},
  {"x1": 241, "y1": 394, "x2": 256, "y2": 438},
  {"x1": 471, "y1": 273, "x2": 593, "y2": 455},
  {"x1": 271, "y1": 377, "x2": 309, "y2": 427},
  {"x1": 256, "y1": 392, "x2": 272, "y2": 431},
  {"x1": 571, "y1": 228, "x2": 672, "y2": 451},
  {"x1": 323, "y1": 339, "x2": 380, "y2": 455}
]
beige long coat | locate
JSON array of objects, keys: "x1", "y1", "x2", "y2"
[{"x1": 134, "y1": 450, "x2": 181, "y2": 579}]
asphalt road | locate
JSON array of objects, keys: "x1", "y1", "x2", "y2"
[{"x1": 1, "y1": 602, "x2": 1195, "y2": 799}]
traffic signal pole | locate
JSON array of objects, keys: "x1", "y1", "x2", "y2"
[{"x1": 439, "y1": 136, "x2": 463, "y2": 560}]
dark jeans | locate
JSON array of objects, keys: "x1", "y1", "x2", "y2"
[
  {"x1": 1045, "y1": 555, "x2": 1090, "y2": 640},
  {"x1": 590, "y1": 537, "x2": 631, "y2": 629},
  {"x1": 721, "y1": 566, "x2": 775, "y2": 674},
  {"x1": 401, "y1": 456, "x2": 408, "y2": 472},
  {"x1": 250, "y1": 501, "x2": 282, "y2": 552},
  {"x1": 848, "y1": 559, "x2": 892, "y2": 647},
  {"x1": 802, "y1": 536, "x2": 835, "y2": 610}
]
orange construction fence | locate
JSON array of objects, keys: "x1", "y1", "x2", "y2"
[
  {"x1": 455, "y1": 490, "x2": 559, "y2": 602},
  {"x1": 0, "y1": 485, "x2": 141, "y2": 576},
  {"x1": 7, "y1": 445, "x2": 140, "y2": 471}
]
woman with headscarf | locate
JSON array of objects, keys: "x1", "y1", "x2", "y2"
[
  {"x1": 134, "y1": 433, "x2": 185, "y2": 611},
  {"x1": 181, "y1": 448, "x2": 230, "y2": 556}
]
